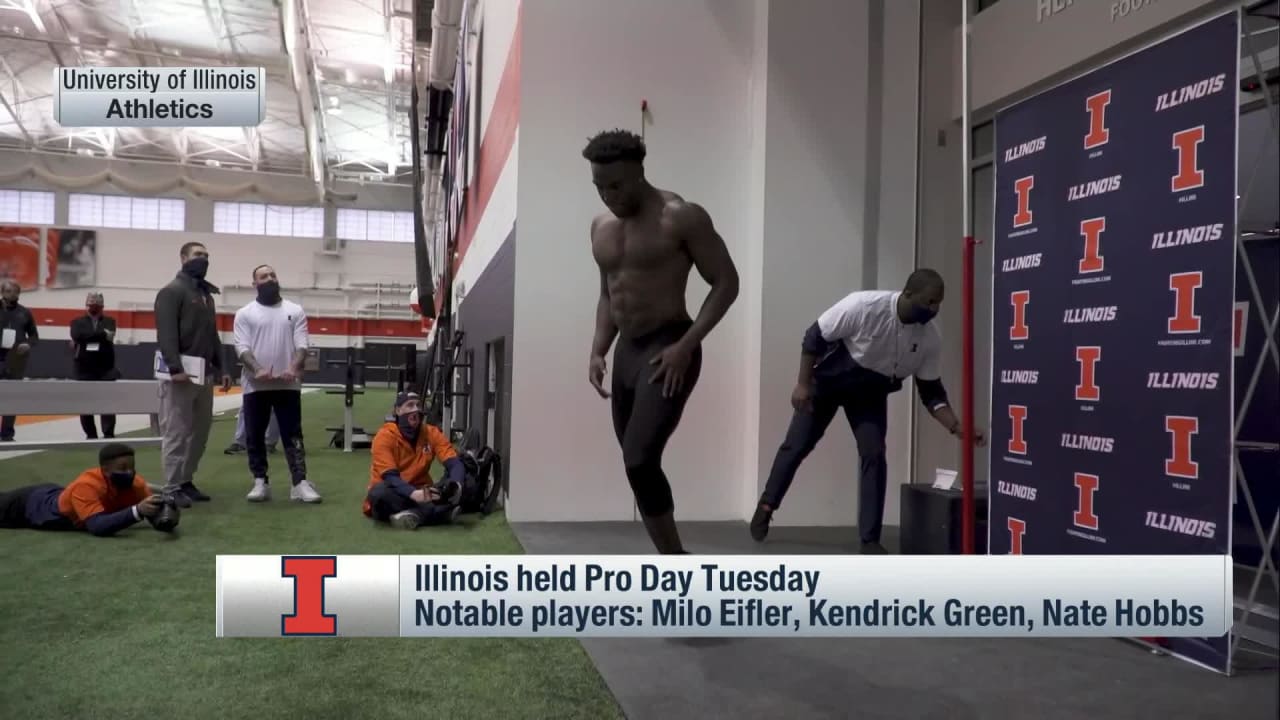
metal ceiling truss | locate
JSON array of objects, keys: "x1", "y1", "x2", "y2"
[{"x1": 0, "y1": 0, "x2": 418, "y2": 189}]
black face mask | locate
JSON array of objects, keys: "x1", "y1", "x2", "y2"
[
  {"x1": 1, "y1": 297, "x2": 16, "y2": 309},
  {"x1": 109, "y1": 470, "x2": 136, "y2": 490},
  {"x1": 182, "y1": 257, "x2": 209, "y2": 280},
  {"x1": 906, "y1": 304, "x2": 937, "y2": 324},
  {"x1": 396, "y1": 414, "x2": 421, "y2": 440},
  {"x1": 256, "y1": 280, "x2": 281, "y2": 306}
]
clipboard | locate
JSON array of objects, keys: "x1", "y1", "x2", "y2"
[
  {"x1": 154, "y1": 351, "x2": 208, "y2": 385},
  {"x1": 1, "y1": 328, "x2": 14, "y2": 350}
]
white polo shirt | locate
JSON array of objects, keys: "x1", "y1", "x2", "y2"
[
  {"x1": 233, "y1": 298, "x2": 309, "y2": 394},
  {"x1": 816, "y1": 290, "x2": 943, "y2": 382}
]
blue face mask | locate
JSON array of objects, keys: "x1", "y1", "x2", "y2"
[{"x1": 109, "y1": 470, "x2": 135, "y2": 490}]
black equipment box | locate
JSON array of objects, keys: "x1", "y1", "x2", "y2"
[{"x1": 899, "y1": 484, "x2": 988, "y2": 555}]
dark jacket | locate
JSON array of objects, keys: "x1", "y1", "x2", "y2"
[
  {"x1": 0, "y1": 301, "x2": 38, "y2": 370},
  {"x1": 70, "y1": 313, "x2": 118, "y2": 378},
  {"x1": 154, "y1": 272, "x2": 225, "y2": 377}
]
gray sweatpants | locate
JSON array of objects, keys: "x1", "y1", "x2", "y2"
[{"x1": 158, "y1": 379, "x2": 215, "y2": 492}]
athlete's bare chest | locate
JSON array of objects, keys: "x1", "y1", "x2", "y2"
[{"x1": 592, "y1": 219, "x2": 686, "y2": 271}]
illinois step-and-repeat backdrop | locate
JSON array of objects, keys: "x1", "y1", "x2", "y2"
[{"x1": 989, "y1": 13, "x2": 1240, "y2": 673}]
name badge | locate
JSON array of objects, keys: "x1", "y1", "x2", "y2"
[{"x1": 87, "y1": 343, "x2": 101, "y2": 352}]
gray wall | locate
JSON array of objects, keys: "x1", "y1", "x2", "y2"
[
  {"x1": 455, "y1": 227, "x2": 515, "y2": 464},
  {"x1": 958, "y1": 0, "x2": 1233, "y2": 119},
  {"x1": 912, "y1": 0, "x2": 970, "y2": 489}
]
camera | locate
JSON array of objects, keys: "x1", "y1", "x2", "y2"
[{"x1": 148, "y1": 492, "x2": 182, "y2": 533}]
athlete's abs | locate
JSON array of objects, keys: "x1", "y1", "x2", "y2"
[{"x1": 593, "y1": 215, "x2": 692, "y2": 339}]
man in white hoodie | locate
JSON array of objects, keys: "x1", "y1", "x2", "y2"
[{"x1": 233, "y1": 264, "x2": 321, "y2": 504}]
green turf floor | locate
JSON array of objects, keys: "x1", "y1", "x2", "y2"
[{"x1": 0, "y1": 388, "x2": 623, "y2": 720}]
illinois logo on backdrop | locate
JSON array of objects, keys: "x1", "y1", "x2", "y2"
[
  {"x1": 1084, "y1": 89, "x2": 1112, "y2": 151},
  {"x1": 1171, "y1": 126, "x2": 1206, "y2": 193}
]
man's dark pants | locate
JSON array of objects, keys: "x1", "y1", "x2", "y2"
[
  {"x1": 242, "y1": 390, "x2": 307, "y2": 484},
  {"x1": 76, "y1": 369, "x2": 117, "y2": 439},
  {"x1": 0, "y1": 362, "x2": 18, "y2": 441},
  {"x1": 0, "y1": 484, "x2": 72, "y2": 530},
  {"x1": 366, "y1": 482, "x2": 456, "y2": 525},
  {"x1": 760, "y1": 375, "x2": 890, "y2": 544}
]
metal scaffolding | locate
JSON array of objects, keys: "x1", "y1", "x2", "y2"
[{"x1": 1229, "y1": 3, "x2": 1280, "y2": 671}]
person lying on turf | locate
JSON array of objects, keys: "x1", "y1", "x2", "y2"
[
  {"x1": 363, "y1": 392, "x2": 466, "y2": 529},
  {"x1": 0, "y1": 443, "x2": 166, "y2": 536}
]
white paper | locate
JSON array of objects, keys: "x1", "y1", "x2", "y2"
[
  {"x1": 154, "y1": 351, "x2": 208, "y2": 385},
  {"x1": 86, "y1": 343, "x2": 101, "y2": 352},
  {"x1": 933, "y1": 468, "x2": 958, "y2": 491},
  {"x1": 1, "y1": 328, "x2": 13, "y2": 350}
]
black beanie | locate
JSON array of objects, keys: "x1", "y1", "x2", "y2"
[{"x1": 99, "y1": 443, "x2": 135, "y2": 466}]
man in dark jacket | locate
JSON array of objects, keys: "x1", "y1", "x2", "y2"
[
  {"x1": 70, "y1": 291, "x2": 120, "y2": 439},
  {"x1": 153, "y1": 242, "x2": 232, "y2": 506},
  {"x1": 1, "y1": 278, "x2": 39, "y2": 442}
]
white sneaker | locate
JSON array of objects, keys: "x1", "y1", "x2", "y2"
[
  {"x1": 246, "y1": 479, "x2": 270, "y2": 502},
  {"x1": 390, "y1": 510, "x2": 421, "y2": 530},
  {"x1": 290, "y1": 480, "x2": 323, "y2": 504}
]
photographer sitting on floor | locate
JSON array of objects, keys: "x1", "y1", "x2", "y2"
[
  {"x1": 0, "y1": 443, "x2": 172, "y2": 536},
  {"x1": 363, "y1": 392, "x2": 466, "y2": 530}
]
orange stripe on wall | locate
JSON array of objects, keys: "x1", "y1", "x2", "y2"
[
  {"x1": 435, "y1": 4, "x2": 522, "y2": 315},
  {"x1": 22, "y1": 307, "x2": 426, "y2": 338}
]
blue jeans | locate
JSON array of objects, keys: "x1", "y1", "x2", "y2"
[{"x1": 366, "y1": 482, "x2": 456, "y2": 525}]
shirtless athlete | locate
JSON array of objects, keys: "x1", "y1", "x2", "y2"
[{"x1": 584, "y1": 129, "x2": 740, "y2": 555}]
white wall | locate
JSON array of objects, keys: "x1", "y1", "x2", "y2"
[
  {"x1": 753, "y1": 0, "x2": 921, "y2": 528},
  {"x1": 876, "y1": 0, "x2": 924, "y2": 523},
  {"x1": 754, "y1": 0, "x2": 869, "y2": 526},
  {"x1": 477, "y1": 0, "x2": 519, "y2": 138},
  {"x1": 913, "y1": 0, "x2": 968, "y2": 489},
  {"x1": 453, "y1": 0, "x2": 521, "y2": 300},
  {"x1": 2, "y1": 150, "x2": 419, "y2": 330},
  {"x1": 511, "y1": 0, "x2": 762, "y2": 521}
]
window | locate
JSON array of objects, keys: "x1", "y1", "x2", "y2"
[
  {"x1": 335, "y1": 208, "x2": 415, "y2": 242},
  {"x1": 68, "y1": 193, "x2": 186, "y2": 230},
  {"x1": 213, "y1": 201, "x2": 325, "y2": 238},
  {"x1": 972, "y1": 121, "x2": 994, "y2": 161},
  {"x1": 0, "y1": 189, "x2": 56, "y2": 225}
]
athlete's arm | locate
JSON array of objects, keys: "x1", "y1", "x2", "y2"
[
  {"x1": 590, "y1": 218, "x2": 619, "y2": 360},
  {"x1": 675, "y1": 202, "x2": 739, "y2": 350}
]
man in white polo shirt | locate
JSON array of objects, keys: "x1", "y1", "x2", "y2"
[
  {"x1": 233, "y1": 264, "x2": 321, "y2": 504},
  {"x1": 751, "y1": 269, "x2": 986, "y2": 552}
]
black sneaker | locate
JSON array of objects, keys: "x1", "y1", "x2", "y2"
[
  {"x1": 750, "y1": 504, "x2": 773, "y2": 542},
  {"x1": 181, "y1": 482, "x2": 211, "y2": 502},
  {"x1": 860, "y1": 541, "x2": 888, "y2": 555},
  {"x1": 224, "y1": 443, "x2": 246, "y2": 455}
]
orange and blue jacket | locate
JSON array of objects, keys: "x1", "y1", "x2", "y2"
[
  {"x1": 363, "y1": 421, "x2": 464, "y2": 516},
  {"x1": 25, "y1": 468, "x2": 153, "y2": 536}
]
